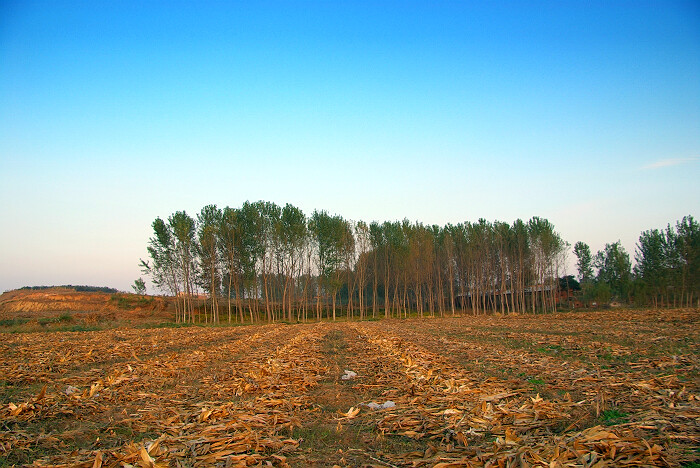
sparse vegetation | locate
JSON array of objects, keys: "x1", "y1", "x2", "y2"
[
  {"x1": 528, "y1": 377, "x2": 546, "y2": 387},
  {"x1": 0, "y1": 318, "x2": 29, "y2": 327},
  {"x1": 0, "y1": 308, "x2": 697, "y2": 466},
  {"x1": 0, "y1": 287, "x2": 172, "y2": 333},
  {"x1": 600, "y1": 408, "x2": 628, "y2": 426}
]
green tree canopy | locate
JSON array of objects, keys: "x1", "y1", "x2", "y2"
[
  {"x1": 595, "y1": 241, "x2": 631, "y2": 300},
  {"x1": 573, "y1": 241, "x2": 594, "y2": 283}
]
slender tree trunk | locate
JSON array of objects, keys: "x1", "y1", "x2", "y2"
[
  {"x1": 227, "y1": 270, "x2": 232, "y2": 323},
  {"x1": 249, "y1": 286, "x2": 255, "y2": 323},
  {"x1": 332, "y1": 289, "x2": 337, "y2": 321},
  {"x1": 435, "y1": 263, "x2": 442, "y2": 317},
  {"x1": 416, "y1": 281, "x2": 422, "y2": 317},
  {"x1": 347, "y1": 266, "x2": 354, "y2": 321},
  {"x1": 372, "y1": 254, "x2": 378, "y2": 318},
  {"x1": 316, "y1": 281, "x2": 322, "y2": 321},
  {"x1": 235, "y1": 277, "x2": 243, "y2": 323},
  {"x1": 449, "y1": 261, "x2": 455, "y2": 316},
  {"x1": 211, "y1": 260, "x2": 218, "y2": 323},
  {"x1": 385, "y1": 258, "x2": 391, "y2": 318}
]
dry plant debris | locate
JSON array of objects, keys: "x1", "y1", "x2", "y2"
[{"x1": 1, "y1": 309, "x2": 698, "y2": 467}]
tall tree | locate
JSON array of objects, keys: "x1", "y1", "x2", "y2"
[
  {"x1": 528, "y1": 217, "x2": 565, "y2": 313},
  {"x1": 169, "y1": 211, "x2": 198, "y2": 322},
  {"x1": 342, "y1": 220, "x2": 357, "y2": 319},
  {"x1": 355, "y1": 221, "x2": 371, "y2": 320},
  {"x1": 218, "y1": 206, "x2": 240, "y2": 322},
  {"x1": 237, "y1": 201, "x2": 264, "y2": 322},
  {"x1": 430, "y1": 224, "x2": 445, "y2": 316},
  {"x1": 197, "y1": 204, "x2": 222, "y2": 322},
  {"x1": 510, "y1": 219, "x2": 531, "y2": 313},
  {"x1": 595, "y1": 241, "x2": 632, "y2": 301},
  {"x1": 634, "y1": 229, "x2": 667, "y2": 307},
  {"x1": 673, "y1": 215, "x2": 700, "y2": 307},
  {"x1": 443, "y1": 225, "x2": 457, "y2": 315},
  {"x1": 254, "y1": 201, "x2": 281, "y2": 321},
  {"x1": 309, "y1": 210, "x2": 352, "y2": 320},
  {"x1": 278, "y1": 203, "x2": 307, "y2": 321},
  {"x1": 369, "y1": 221, "x2": 384, "y2": 317},
  {"x1": 574, "y1": 241, "x2": 594, "y2": 284},
  {"x1": 141, "y1": 217, "x2": 181, "y2": 318},
  {"x1": 493, "y1": 221, "x2": 512, "y2": 314}
]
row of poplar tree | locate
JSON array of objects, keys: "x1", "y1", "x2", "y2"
[
  {"x1": 572, "y1": 215, "x2": 699, "y2": 308},
  {"x1": 140, "y1": 201, "x2": 568, "y2": 323}
]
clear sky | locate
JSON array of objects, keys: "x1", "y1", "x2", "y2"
[{"x1": 1, "y1": 1, "x2": 698, "y2": 293}]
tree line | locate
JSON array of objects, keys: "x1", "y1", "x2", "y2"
[
  {"x1": 573, "y1": 215, "x2": 699, "y2": 308},
  {"x1": 140, "y1": 201, "x2": 568, "y2": 323}
]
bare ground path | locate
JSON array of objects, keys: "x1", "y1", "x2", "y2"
[{"x1": 291, "y1": 324, "x2": 420, "y2": 467}]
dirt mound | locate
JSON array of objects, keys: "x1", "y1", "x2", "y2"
[{"x1": 0, "y1": 287, "x2": 170, "y2": 320}]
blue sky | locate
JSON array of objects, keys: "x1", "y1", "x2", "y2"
[{"x1": 1, "y1": 1, "x2": 698, "y2": 292}]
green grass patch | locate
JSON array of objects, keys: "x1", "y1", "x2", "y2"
[
  {"x1": 528, "y1": 378, "x2": 546, "y2": 387},
  {"x1": 0, "y1": 381, "x2": 46, "y2": 403},
  {"x1": 35, "y1": 313, "x2": 73, "y2": 326},
  {"x1": 64, "y1": 324, "x2": 100, "y2": 332},
  {"x1": 110, "y1": 294, "x2": 132, "y2": 309},
  {"x1": 600, "y1": 408, "x2": 628, "y2": 425},
  {"x1": 599, "y1": 348, "x2": 615, "y2": 361},
  {"x1": 110, "y1": 293, "x2": 154, "y2": 309},
  {"x1": 536, "y1": 344, "x2": 565, "y2": 355},
  {"x1": 291, "y1": 424, "x2": 337, "y2": 444},
  {"x1": 0, "y1": 318, "x2": 29, "y2": 327}
]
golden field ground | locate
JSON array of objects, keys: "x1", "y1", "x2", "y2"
[
  {"x1": 1, "y1": 308, "x2": 698, "y2": 467},
  {"x1": 0, "y1": 289, "x2": 172, "y2": 331}
]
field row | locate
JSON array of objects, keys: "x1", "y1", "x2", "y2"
[{"x1": 1, "y1": 309, "x2": 698, "y2": 466}]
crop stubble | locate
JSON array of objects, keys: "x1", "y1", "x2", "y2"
[{"x1": 1, "y1": 309, "x2": 698, "y2": 467}]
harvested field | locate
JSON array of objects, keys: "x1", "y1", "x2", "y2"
[{"x1": 1, "y1": 309, "x2": 698, "y2": 467}]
